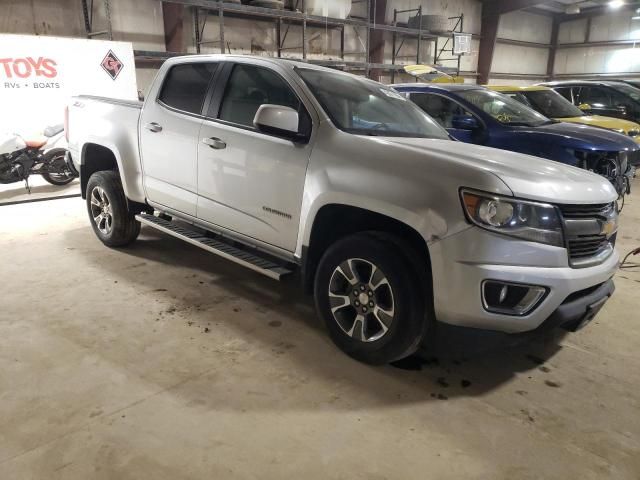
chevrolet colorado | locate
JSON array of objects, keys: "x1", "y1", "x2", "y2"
[{"x1": 66, "y1": 55, "x2": 619, "y2": 364}]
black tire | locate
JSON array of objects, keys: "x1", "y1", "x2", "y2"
[
  {"x1": 86, "y1": 171, "x2": 140, "y2": 247},
  {"x1": 314, "y1": 233, "x2": 428, "y2": 365},
  {"x1": 41, "y1": 148, "x2": 76, "y2": 186}
]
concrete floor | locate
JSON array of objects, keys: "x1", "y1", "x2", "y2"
[
  {"x1": 1, "y1": 181, "x2": 639, "y2": 480},
  {"x1": 0, "y1": 176, "x2": 80, "y2": 206}
]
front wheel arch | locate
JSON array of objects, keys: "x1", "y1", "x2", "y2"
[{"x1": 302, "y1": 204, "x2": 432, "y2": 296}]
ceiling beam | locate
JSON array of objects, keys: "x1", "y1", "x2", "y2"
[
  {"x1": 482, "y1": 0, "x2": 557, "y2": 16},
  {"x1": 478, "y1": 0, "x2": 557, "y2": 84},
  {"x1": 557, "y1": 1, "x2": 640, "y2": 22},
  {"x1": 523, "y1": 7, "x2": 558, "y2": 17}
]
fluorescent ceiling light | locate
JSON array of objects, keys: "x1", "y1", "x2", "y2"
[{"x1": 609, "y1": 0, "x2": 624, "y2": 8}]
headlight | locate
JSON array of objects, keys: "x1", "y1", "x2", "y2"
[{"x1": 461, "y1": 189, "x2": 564, "y2": 247}]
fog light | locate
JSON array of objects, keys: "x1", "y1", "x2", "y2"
[{"x1": 482, "y1": 280, "x2": 547, "y2": 316}]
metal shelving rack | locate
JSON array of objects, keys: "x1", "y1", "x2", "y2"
[
  {"x1": 139, "y1": 0, "x2": 467, "y2": 78},
  {"x1": 81, "y1": 0, "x2": 113, "y2": 40},
  {"x1": 389, "y1": 8, "x2": 463, "y2": 83}
]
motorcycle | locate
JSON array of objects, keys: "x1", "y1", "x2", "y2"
[{"x1": 0, "y1": 125, "x2": 76, "y2": 191}]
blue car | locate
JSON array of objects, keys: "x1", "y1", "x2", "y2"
[{"x1": 392, "y1": 83, "x2": 638, "y2": 196}]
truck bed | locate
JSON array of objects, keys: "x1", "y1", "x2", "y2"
[{"x1": 67, "y1": 95, "x2": 145, "y2": 202}]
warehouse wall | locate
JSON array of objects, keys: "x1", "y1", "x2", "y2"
[
  {"x1": 1, "y1": 0, "x2": 165, "y2": 95},
  {"x1": 2, "y1": 0, "x2": 479, "y2": 89},
  {"x1": 488, "y1": 10, "x2": 552, "y2": 86},
  {"x1": 379, "y1": 0, "x2": 481, "y2": 83},
  {"x1": 10, "y1": 0, "x2": 618, "y2": 90},
  {"x1": 554, "y1": 12, "x2": 640, "y2": 78},
  {"x1": 182, "y1": 0, "x2": 483, "y2": 85}
]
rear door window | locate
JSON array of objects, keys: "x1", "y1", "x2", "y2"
[{"x1": 158, "y1": 63, "x2": 218, "y2": 114}]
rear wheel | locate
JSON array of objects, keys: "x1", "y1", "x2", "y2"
[
  {"x1": 314, "y1": 233, "x2": 428, "y2": 364},
  {"x1": 86, "y1": 171, "x2": 140, "y2": 247},
  {"x1": 41, "y1": 148, "x2": 76, "y2": 186}
]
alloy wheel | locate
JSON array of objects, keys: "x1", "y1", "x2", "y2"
[
  {"x1": 328, "y1": 258, "x2": 395, "y2": 342},
  {"x1": 90, "y1": 186, "x2": 113, "y2": 235}
]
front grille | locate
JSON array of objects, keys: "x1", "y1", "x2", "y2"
[
  {"x1": 558, "y1": 203, "x2": 616, "y2": 266},
  {"x1": 567, "y1": 234, "x2": 609, "y2": 260},
  {"x1": 558, "y1": 203, "x2": 612, "y2": 220}
]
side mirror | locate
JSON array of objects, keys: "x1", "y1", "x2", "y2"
[
  {"x1": 451, "y1": 115, "x2": 480, "y2": 130},
  {"x1": 253, "y1": 104, "x2": 300, "y2": 139},
  {"x1": 578, "y1": 103, "x2": 591, "y2": 111}
]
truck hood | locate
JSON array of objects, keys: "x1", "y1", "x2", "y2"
[
  {"x1": 379, "y1": 137, "x2": 618, "y2": 204},
  {"x1": 511, "y1": 121, "x2": 639, "y2": 151}
]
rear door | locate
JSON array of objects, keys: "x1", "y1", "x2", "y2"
[
  {"x1": 196, "y1": 62, "x2": 314, "y2": 252},
  {"x1": 139, "y1": 61, "x2": 218, "y2": 216}
]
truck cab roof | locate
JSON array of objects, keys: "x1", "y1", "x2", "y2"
[
  {"x1": 163, "y1": 53, "x2": 362, "y2": 77},
  {"x1": 539, "y1": 80, "x2": 633, "y2": 88}
]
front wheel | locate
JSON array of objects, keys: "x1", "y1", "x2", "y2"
[
  {"x1": 314, "y1": 233, "x2": 428, "y2": 365},
  {"x1": 41, "y1": 148, "x2": 76, "y2": 186},
  {"x1": 86, "y1": 171, "x2": 140, "y2": 247}
]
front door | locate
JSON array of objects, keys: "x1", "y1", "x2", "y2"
[
  {"x1": 575, "y1": 86, "x2": 622, "y2": 119},
  {"x1": 139, "y1": 62, "x2": 218, "y2": 216},
  {"x1": 196, "y1": 62, "x2": 313, "y2": 252}
]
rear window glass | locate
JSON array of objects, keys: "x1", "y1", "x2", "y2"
[{"x1": 159, "y1": 63, "x2": 218, "y2": 114}]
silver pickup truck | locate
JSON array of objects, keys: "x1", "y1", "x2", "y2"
[{"x1": 66, "y1": 54, "x2": 619, "y2": 364}]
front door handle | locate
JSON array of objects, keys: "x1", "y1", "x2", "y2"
[
  {"x1": 145, "y1": 122, "x2": 163, "y2": 133},
  {"x1": 202, "y1": 137, "x2": 227, "y2": 149}
]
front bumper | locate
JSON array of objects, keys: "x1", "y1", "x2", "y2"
[{"x1": 430, "y1": 227, "x2": 619, "y2": 334}]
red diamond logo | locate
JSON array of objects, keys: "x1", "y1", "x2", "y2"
[{"x1": 101, "y1": 50, "x2": 123, "y2": 80}]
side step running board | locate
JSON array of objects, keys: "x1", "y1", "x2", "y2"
[{"x1": 135, "y1": 213, "x2": 293, "y2": 280}]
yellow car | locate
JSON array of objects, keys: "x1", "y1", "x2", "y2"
[{"x1": 487, "y1": 85, "x2": 640, "y2": 144}]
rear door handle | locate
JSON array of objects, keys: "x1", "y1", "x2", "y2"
[
  {"x1": 145, "y1": 122, "x2": 163, "y2": 133},
  {"x1": 202, "y1": 137, "x2": 227, "y2": 149}
]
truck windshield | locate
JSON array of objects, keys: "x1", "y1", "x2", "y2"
[
  {"x1": 521, "y1": 90, "x2": 584, "y2": 118},
  {"x1": 296, "y1": 68, "x2": 449, "y2": 139},
  {"x1": 459, "y1": 89, "x2": 551, "y2": 127}
]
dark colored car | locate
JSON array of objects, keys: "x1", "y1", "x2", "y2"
[
  {"x1": 540, "y1": 80, "x2": 640, "y2": 124},
  {"x1": 392, "y1": 83, "x2": 639, "y2": 196},
  {"x1": 619, "y1": 80, "x2": 640, "y2": 90}
]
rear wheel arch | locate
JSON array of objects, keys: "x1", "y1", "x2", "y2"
[{"x1": 80, "y1": 143, "x2": 120, "y2": 199}]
